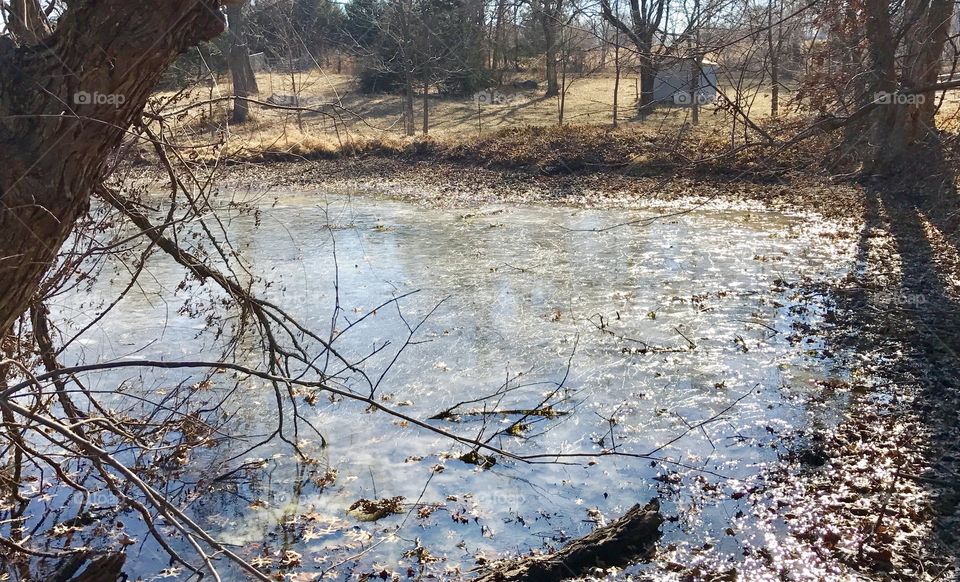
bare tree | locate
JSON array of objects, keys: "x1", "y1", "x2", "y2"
[
  {"x1": 863, "y1": 0, "x2": 954, "y2": 167},
  {"x1": 766, "y1": 0, "x2": 783, "y2": 116},
  {"x1": 598, "y1": 0, "x2": 668, "y2": 113},
  {"x1": 794, "y1": 0, "x2": 957, "y2": 168},
  {"x1": 533, "y1": 0, "x2": 564, "y2": 96},
  {"x1": 224, "y1": 0, "x2": 260, "y2": 123}
]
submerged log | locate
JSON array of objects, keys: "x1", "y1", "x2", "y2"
[
  {"x1": 52, "y1": 552, "x2": 126, "y2": 582},
  {"x1": 473, "y1": 498, "x2": 663, "y2": 581}
]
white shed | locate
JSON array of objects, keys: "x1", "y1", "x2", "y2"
[{"x1": 652, "y1": 58, "x2": 718, "y2": 106}]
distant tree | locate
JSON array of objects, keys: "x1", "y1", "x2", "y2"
[
  {"x1": 598, "y1": 0, "x2": 668, "y2": 113},
  {"x1": 345, "y1": 0, "x2": 488, "y2": 101},
  {"x1": 250, "y1": 0, "x2": 346, "y2": 67},
  {"x1": 532, "y1": 0, "x2": 563, "y2": 96},
  {"x1": 295, "y1": 0, "x2": 347, "y2": 64},
  {"x1": 344, "y1": 0, "x2": 385, "y2": 46},
  {"x1": 223, "y1": 0, "x2": 260, "y2": 123}
]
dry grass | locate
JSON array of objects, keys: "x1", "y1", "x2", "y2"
[
  {"x1": 153, "y1": 69, "x2": 793, "y2": 162},
  {"x1": 149, "y1": 67, "x2": 960, "y2": 176}
]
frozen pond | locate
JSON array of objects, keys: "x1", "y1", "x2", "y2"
[{"x1": 48, "y1": 190, "x2": 857, "y2": 579}]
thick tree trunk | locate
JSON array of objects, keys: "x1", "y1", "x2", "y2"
[
  {"x1": 599, "y1": 20, "x2": 609, "y2": 70},
  {"x1": 864, "y1": 0, "x2": 953, "y2": 170},
  {"x1": 597, "y1": 0, "x2": 663, "y2": 116},
  {"x1": 5, "y1": 0, "x2": 51, "y2": 45},
  {"x1": 395, "y1": 0, "x2": 416, "y2": 137},
  {"x1": 492, "y1": 0, "x2": 507, "y2": 72},
  {"x1": 770, "y1": 58, "x2": 779, "y2": 117},
  {"x1": 634, "y1": 29, "x2": 657, "y2": 114},
  {"x1": 638, "y1": 53, "x2": 656, "y2": 113},
  {"x1": 558, "y1": 45, "x2": 567, "y2": 124},
  {"x1": 403, "y1": 73, "x2": 415, "y2": 136},
  {"x1": 0, "y1": 1, "x2": 226, "y2": 335},
  {"x1": 544, "y1": 34, "x2": 559, "y2": 97},
  {"x1": 690, "y1": 0, "x2": 701, "y2": 125},
  {"x1": 537, "y1": 0, "x2": 561, "y2": 97},
  {"x1": 225, "y1": 2, "x2": 259, "y2": 124},
  {"x1": 514, "y1": 5, "x2": 522, "y2": 72}
]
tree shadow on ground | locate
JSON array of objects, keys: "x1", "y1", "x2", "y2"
[{"x1": 829, "y1": 168, "x2": 960, "y2": 577}]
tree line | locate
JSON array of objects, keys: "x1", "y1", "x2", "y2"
[{"x1": 172, "y1": 0, "x2": 960, "y2": 166}]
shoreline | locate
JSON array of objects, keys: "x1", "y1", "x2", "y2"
[{"x1": 123, "y1": 152, "x2": 866, "y2": 222}]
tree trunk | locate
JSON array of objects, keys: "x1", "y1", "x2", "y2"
[
  {"x1": 558, "y1": 43, "x2": 566, "y2": 124},
  {"x1": 538, "y1": 0, "x2": 561, "y2": 97},
  {"x1": 767, "y1": 0, "x2": 780, "y2": 117},
  {"x1": 492, "y1": 0, "x2": 507, "y2": 72},
  {"x1": 395, "y1": 0, "x2": 416, "y2": 137},
  {"x1": 634, "y1": 29, "x2": 657, "y2": 114},
  {"x1": 691, "y1": 55, "x2": 700, "y2": 126},
  {"x1": 612, "y1": 32, "x2": 620, "y2": 127},
  {"x1": 422, "y1": 79, "x2": 429, "y2": 135},
  {"x1": 0, "y1": 1, "x2": 226, "y2": 336},
  {"x1": 770, "y1": 58, "x2": 779, "y2": 118},
  {"x1": 514, "y1": 4, "x2": 521, "y2": 72},
  {"x1": 597, "y1": 0, "x2": 663, "y2": 116},
  {"x1": 544, "y1": 40, "x2": 559, "y2": 97},
  {"x1": 599, "y1": 20, "x2": 609, "y2": 70},
  {"x1": 5, "y1": 0, "x2": 51, "y2": 45},
  {"x1": 638, "y1": 53, "x2": 656, "y2": 114},
  {"x1": 225, "y1": 1, "x2": 259, "y2": 124},
  {"x1": 690, "y1": 0, "x2": 701, "y2": 125},
  {"x1": 402, "y1": 71, "x2": 415, "y2": 136},
  {"x1": 864, "y1": 0, "x2": 953, "y2": 170}
]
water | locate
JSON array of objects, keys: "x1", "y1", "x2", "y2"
[{"x1": 45, "y1": 191, "x2": 856, "y2": 579}]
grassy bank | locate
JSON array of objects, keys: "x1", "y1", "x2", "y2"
[
  {"x1": 152, "y1": 70, "x2": 818, "y2": 176},
  {"x1": 154, "y1": 122, "x2": 838, "y2": 183}
]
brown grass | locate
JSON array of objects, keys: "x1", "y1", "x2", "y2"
[
  {"x1": 148, "y1": 68, "x2": 960, "y2": 178},
  {"x1": 153, "y1": 70, "x2": 791, "y2": 163}
]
